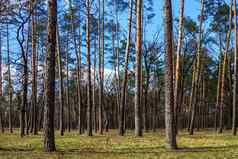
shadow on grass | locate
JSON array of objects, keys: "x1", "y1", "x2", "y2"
[
  {"x1": 176, "y1": 145, "x2": 238, "y2": 153},
  {"x1": 0, "y1": 144, "x2": 237, "y2": 156}
]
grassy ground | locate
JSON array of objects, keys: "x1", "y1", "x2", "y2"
[{"x1": 0, "y1": 129, "x2": 238, "y2": 159}]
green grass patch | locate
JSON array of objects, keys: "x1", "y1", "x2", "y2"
[{"x1": 0, "y1": 129, "x2": 238, "y2": 158}]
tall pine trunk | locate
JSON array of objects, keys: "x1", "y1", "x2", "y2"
[
  {"x1": 119, "y1": 0, "x2": 133, "y2": 136},
  {"x1": 232, "y1": 0, "x2": 237, "y2": 135},
  {"x1": 86, "y1": 0, "x2": 93, "y2": 136},
  {"x1": 56, "y1": 26, "x2": 64, "y2": 136},
  {"x1": 31, "y1": 1, "x2": 38, "y2": 135},
  {"x1": 7, "y1": 24, "x2": 13, "y2": 134},
  {"x1": 174, "y1": 0, "x2": 185, "y2": 133},
  {"x1": 189, "y1": 0, "x2": 204, "y2": 135},
  {"x1": 0, "y1": 32, "x2": 3, "y2": 133},
  {"x1": 98, "y1": 0, "x2": 104, "y2": 135},
  {"x1": 219, "y1": 0, "x2": 233, "y2": 133},
  {"x1": 66, "y1": 39, "x2": 70, "y2": 132},
  {"x1": 43, "y1": 0, "x2": 57, "y2": 151},
  {"x1": 93, "y1": 33, "x2": 97, "y2": 133},
  {"x1": 164, "y1": 0, "x2": 177, "y2": 149},
  {"x1": 215, "y1": 57, "x2": 222, "y2": 131},
  {"x1": 135, "y1": 0, "x2": 143, "y2": 137}
]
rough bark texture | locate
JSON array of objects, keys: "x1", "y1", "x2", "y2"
[
  {"x1": 86, "y1": 0, "x2": 93, "y2": 136},
  {"x1": 164, "y1": 0, "x2": 177, "y2": 149},
  {"x1": 43, "y1": 0, "x2": 57, "y2": 152},
  {"x1": 135, "y1": 0, "x2": 143, "y2": 137}
]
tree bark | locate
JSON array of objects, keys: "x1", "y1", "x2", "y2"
[
  {"x1": 232, "y1": 0, "x2": 237, "y2": 135},
  {"x1": 189, "y1": 0, "x2": 204, "y2": 135},
  {"x1": 0, "y1": 31, "x2": 4, "y2": 133},
  {"x1": 43, "y1": 0, "x2": 57, "y2": 152},
  {"x1": 215, "y1": 57, "x2": 222, "y2": 131},
  {"x1": 86, "y1": 0, "x2": 93, "y2": 136},
  {"x1": 135, "y1": 0, "x2": 143, "y2": 137},
  {"x1": 31, "y1": 0, "x2": 38, "y2": 135},
  {"x1": 98, "y1": 0, "x2": 106, "y2": 134},
  {"x1": 219, "y1": 0, "x2": 233, "y2": 134},
  {"x1": 174, "y1": 0, "x2": 185, "y2": 134},
  {"x1": 56, "y1": 25, "x2": 64, "y2": 136},
  {"x1": 164, "y1": 0, "x2": 177, "y2": 149},
  {"x1": 7, "y1": 24, "x2": 13, "y2": 134},
  {"x1": 93, "y1": 33, "x2": 97, "y2": 133},
  {"x1": 66, "y1": 37, "x2": 70, "y2": 133}
]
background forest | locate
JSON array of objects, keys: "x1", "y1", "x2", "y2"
[{"x1": 0, "y1": 0, "x2": 238, "y2": 158}]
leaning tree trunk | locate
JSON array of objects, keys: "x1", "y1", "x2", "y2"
[
  {"x1": 174, "y1": 0, "x2": 185, "y2": 134},
  {"x1": 31, "y1": 1, "x2": 38, "y2": 135},
  {"x1": 43, "y1": 0, "x2": 57, "y2": 152},
  {"x1": 189, "y1": 0, "x2": 204, "y2": 135},
  {"x1": 119, "y1": 0, "x2": 133, "y2": 136},
  {"x1": 68, "y1": 0, "x2": 82, "y2": 135},
  {"x1": 164, "y1": 0, "x2": 177, "y2": 149},
  {"x1": 219, "y1": 0, "x2": 233, "y2": 134}
]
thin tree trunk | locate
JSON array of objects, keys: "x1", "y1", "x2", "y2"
[
  {"x1": 187, "y1": 63, "x2": 195, "y2": 132},
  {"x1": 215, "y1": 57, "x2": 222, "y2": 131},
  {"x1": 144, "y1": 58, "x2": 149, "y2": 132},
  {"x1": 174, "y1": 0, "x2": 185, "y2": 134},
  {"x1": 0, "y1": 31, "x2": 4, "y2": 133},
  {"x1": 114, "y1": 0, "x2": 121, "y2": 134},
  {"x1": 26, "y1": 22, "x2": 31, "y2": 136},
  {"x1": 98, "y1": 0, "x2": 103, "y2": 135},
  {"x1": 135, "y1": 0, "x2": 143, "y2": 137},
  {"x1": 86, "y1": 0, "x2": 93, "y2": 136},
  {"x1": 219, "y1": 0, "x2": 233, "y2": 134},
  {"x1": 7, "y1": 24, "x2": 13, "y2": 134},
  {"x1": 119, "y1": 0, "x2": 133, "y2": 136},
  {"x1": 31, "y1": 1, "x2": 38, "y2": 135},
  {"x1": 232, "y1": 0, "x2": 237, "y2": 135},
  {"x1": 68, "y1": 0, "x2": 82, "y2": 134},
  {"x1": 93, "y1": 33, "x2": 97, "y2": 133},
  {"x1": 66, "y1": 40, "x2": 70, "y2": 133},
  {"x1": 189, "y1": 0, "x2": 204, "y2": 135},
  {"x1": 56, "y1": 26, "x2": 64, "y2": 136}
]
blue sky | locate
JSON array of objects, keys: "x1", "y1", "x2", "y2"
[{"x1": 147, "y1": 0, "x2": 200, "y2": 40}]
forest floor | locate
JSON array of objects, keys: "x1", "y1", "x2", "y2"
[{"x1": 0, "y1": 129, "x2": 238, "y2": 159}]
